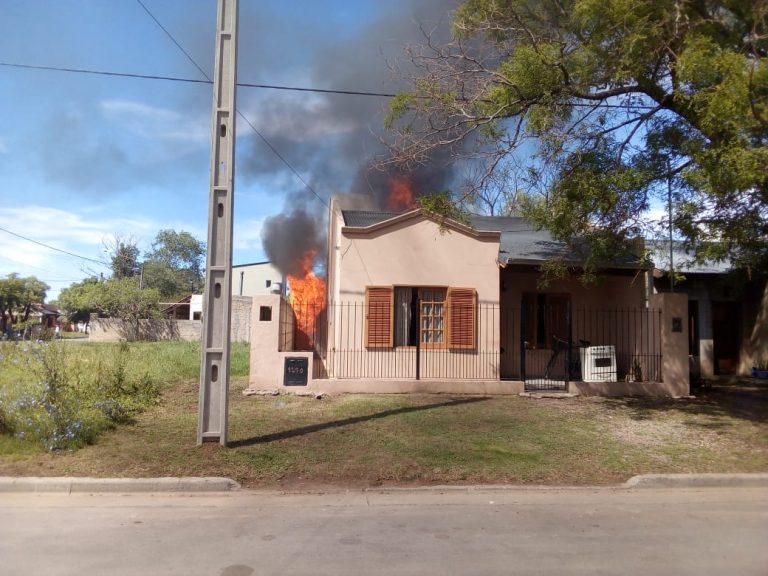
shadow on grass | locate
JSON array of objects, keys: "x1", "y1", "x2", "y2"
[
  {"x1": 229, "y1": 396, "x2": 490, "y2": 448},
  {"x1": 600, "y1": 378, "x2": 768, "y2": 427}
]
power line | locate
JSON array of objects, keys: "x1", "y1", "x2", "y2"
[
  {"x1": 0, "y1": 61, "x2": 210, "y2": 86},
  {"x1": 0, "y1": 60, "x2": 657, "y2": 109},
  {"x1": 134, "y1": 0, "x2": 211, "y2": 81},
  {"x1": 0, "y1": 61, "x2": 397, "y2": 99},
  {"x1": 132, "y1": 0, "x2": 329, "y2": 208},
  {"x1": 0, "y1": 226, "x2": 110, "y2": 266}
]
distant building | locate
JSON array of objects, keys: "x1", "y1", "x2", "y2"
[
  {"x1": 188, "y1": 261, "x2": 285, "y2": 321},
  {"x1": 232, "y1": 261, "x2": 285, "y2": 297}
]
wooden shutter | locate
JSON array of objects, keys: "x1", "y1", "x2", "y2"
[
  {"x1": 448, "y1": 287, "x2": 476, "y2": 349},
  {"x1": 365, "y1": 286, "x2": 393, "y2": 348}
]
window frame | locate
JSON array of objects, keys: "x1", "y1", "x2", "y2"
[
  {"x1": 418, "y1": 287, "x2": 448, "y2": 349},
  {"x1": 366, "y1": 285, "x2": 476, "y2": 351}
]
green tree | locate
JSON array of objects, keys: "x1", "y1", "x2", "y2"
[
  {"x1": 0, "y1": 274, "x2": 49, "y2": 335},
  {"x1": 105, "y1": 235, "x2": 140, "y2": 280},
  {"x1": 57, "y1": 277, "x2": 103, "y2": 326},
  {"x1": 58, "y1": 277, "x2": 160, "y2": 339},
  {"x1": 142, "y1": 230, "x2": 205, "y2": 300},
  {"x1": 387, "y1": 0, "x2": 767, "y2": 277}
]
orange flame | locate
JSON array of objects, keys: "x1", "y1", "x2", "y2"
[
  {"x1": 387, "y1": 176, "x2": 416, "y2": 211},
  {"x1": 287, "y1": 250, "x2": 326, "y2": 351}
]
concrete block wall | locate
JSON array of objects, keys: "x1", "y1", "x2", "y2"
[
  {"x1": 230, "y1": 296, "x2": 252, "y2": 343},
  {"x1": 88, "y1": 295, "x2": 252, "y2": 343}
]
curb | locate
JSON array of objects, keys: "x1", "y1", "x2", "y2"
[
  {"x1": 2, "y1": 474, "x2": 766, "y2": 494},
  {"x1": 624, "y1": 473, "x2": 768, "y2": 489},
  {"x1": 0, "y1": 477, "x2": 241, "y2": 494}
]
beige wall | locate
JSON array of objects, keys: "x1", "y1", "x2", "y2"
[
  {"x1": 500, "y1": 268, "x2": 647, "y2": 311},
  {"x1": 650, "y1": 292, "x2": 690, "y2": 395},
  {"x1": 571, "y1": 380, "x2": 689, "y2": 397},
  {"x1": 249, "y1": 294, "x2": 313, "y2": 389},
  {"x1": 326, "y1": 204, "x2": 501, "y2": 380},
  {"x1": 334, "y1": 214, "x2": 500, "y2": 303}
]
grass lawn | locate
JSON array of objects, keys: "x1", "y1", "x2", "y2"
[{"x1": 1, "y1": 341, "x2": 767, "y2": 488}]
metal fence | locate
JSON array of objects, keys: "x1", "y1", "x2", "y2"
[
  {"x1": 514, "y1": 306, "x2": 663, "y2": 391},
  {"x1": 280, "y1": 301, "x2": 662, "y2": 386}
]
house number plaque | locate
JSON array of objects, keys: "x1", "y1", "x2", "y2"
[{"x1": 284, "y1": 357, "x2": 309, "y2": 386}]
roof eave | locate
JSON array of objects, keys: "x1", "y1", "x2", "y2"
[{"x1": 342, "y1": 209, "x2": 501, "y2": 241}]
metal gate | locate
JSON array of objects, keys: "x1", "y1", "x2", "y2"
[{"x1": 521, "y1": 298, "x2": 571, "y2": 391}]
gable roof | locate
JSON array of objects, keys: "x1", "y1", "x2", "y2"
[
  {"x1": 30, "y1": 303, "x2": 62, "y2": 317},
  {"x1": 340, "y1": 209, "x2": 500, "y2": 241}
]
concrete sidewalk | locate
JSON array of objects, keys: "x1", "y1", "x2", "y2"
[{"x1": 2, "y1": 473, "x2": 768, "y2": 493}]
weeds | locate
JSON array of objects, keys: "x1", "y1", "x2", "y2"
[
  {"x1": 0, "y1": 341, "x2": 161, "y2": 450},
  {"x1": 0, "y1": 340, "x2": 249, "y2": 452}
]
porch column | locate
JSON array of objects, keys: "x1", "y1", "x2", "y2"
[
  {"x1": 697, "y1": 296, "x2": 715, "y2": 378},
  {"x1": 651, "y1": 293, "x2": 690, "y2": 396}
]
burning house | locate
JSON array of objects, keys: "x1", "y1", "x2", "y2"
[{"x1": 248, "y1": 180, "x2": 697, "y2": 398}]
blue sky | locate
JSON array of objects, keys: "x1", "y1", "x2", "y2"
[{"x1": 0, "y1": 0, "x2": 457, "y2": 299}]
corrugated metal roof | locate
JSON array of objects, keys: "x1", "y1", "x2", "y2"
[
  {"x1": 341, "y1": 210, "x2": 400, "y2": 228},
  {"x1": 646, "y1": 241, "x2": 731, "y2": 274}
]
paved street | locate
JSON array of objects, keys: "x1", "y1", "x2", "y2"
[{"x1": 2, "y1": 487, "x2": 767, "y2": 576}]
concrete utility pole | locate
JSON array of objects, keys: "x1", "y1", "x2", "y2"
[{"x1": 198, "y1": 0, "x2": 239, "y2": 446}]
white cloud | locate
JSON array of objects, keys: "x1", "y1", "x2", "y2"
[
  {"x1": 100, "y1": 100, "x2": 209, "y2": 143},
  {"x1": 233, "y1": 217, "x2": 265, "y2": 251},
  {"x1": 0, "y1": 206, "x2": 179, "y2": 300}
]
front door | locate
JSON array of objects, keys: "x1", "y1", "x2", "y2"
[
  {"x1": 521, "y1": 293, "x2": 571, "y2": 391},
  {"x1": 712, "y1": 301, "x2": 740, "y2": 374}
]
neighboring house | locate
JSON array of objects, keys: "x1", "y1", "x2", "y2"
[
  {"x1": 232, "y1": 261, "x2": 285, "y2": 297},
  {"x1": 651, "y1": 244, "x2": 768, "y2": 377},
  {"x1": 248, "y1": 198, "x2": 691, "y2": 397},
  {"x1": 2, "y1": 303, "x2": 62, "y2": 339},
  {"x1": 29, "y1": 303, "x2": 62, "y2": 329},
  {"x1": 162, "y1": 295, "x2": 192, "y2": 320}
]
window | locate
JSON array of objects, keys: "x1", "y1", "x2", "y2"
[
  {"x1": 259, "y1": 306, "x2": 272, "y2": 322},
  {"x1": 419, "y1": 288, "x2": 446, "y2": 347},
  {"x1": 365, "y1": 286, "x2": 476, "y2": 350},
  {"x1": 522, "y1": 293, "x2": 570, "y2": 349},
  {"x1": 394, "y1": 287, "x2": 418, "y2": 347}
]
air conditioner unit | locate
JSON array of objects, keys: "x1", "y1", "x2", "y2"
[{"x1": 579, "y1": 345, "x2": 617, "y2": 382}]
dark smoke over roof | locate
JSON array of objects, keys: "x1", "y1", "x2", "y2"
[{"x1": 254, "y1": 0, "x2": 462, "y2": 276}]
